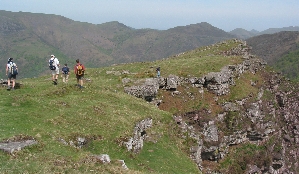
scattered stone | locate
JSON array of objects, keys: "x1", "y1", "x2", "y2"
[
  {"x1": 94, "y1": 154, "x2": 111, "y2": 164},
  {"x1": 0, "y1": 140, "x2": 37, "y2": 154}
]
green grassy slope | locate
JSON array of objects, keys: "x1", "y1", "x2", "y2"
[
  {"x1": 272, "y1": 45, "x2": 299, "y2": 81},
  {"x1": 1, "y1": 76, "x2": 200, "y2": 173},
  {"x1": 0, "y1": 39, "x2": 245, "y2": 173}
]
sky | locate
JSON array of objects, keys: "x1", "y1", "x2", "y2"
[{"x1": 0, "y1": 0, "x2": 298, "y2": 32}]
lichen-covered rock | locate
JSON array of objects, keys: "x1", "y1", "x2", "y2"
[
  {"x1": 124, "y1": 78, "x2": 159, "y2": 102},
  {"x1": 165, "y1": 75, "x2": 179, "y2": 90},
  {"x1": 124, "y1": 118, "x2": 152, "y2": 153}
]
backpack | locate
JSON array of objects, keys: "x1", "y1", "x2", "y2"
[
  {"x1": 49, "y1": 58, "x2": 56, "y2": 70},
  {"x1": 10, "y1": 63, "x2": 18, "y2": 75},
  {"x1": 62, "y1": 67, "x2": 69, "y2": 74},
  {"x1": 76, "y1": 64, "x2": 83, "y2": 75}
]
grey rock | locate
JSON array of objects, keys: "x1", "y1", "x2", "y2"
[
  {"x1": 0, "y1": 140, "x2": 37, "y2": 154},
  {"x1": 124, "y1": 118, "x2": 152, "y2": 153}
]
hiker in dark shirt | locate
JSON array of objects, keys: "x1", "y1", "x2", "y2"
[
  {"x1": 5, "y1": 57, "x2": 18, "y2": 90},
  {"x1": 61, "y1": 64, "x2": 70, "y2": 83},
  {"x1": 156, "y1": 67, "x2": 160, "y2": 78}
]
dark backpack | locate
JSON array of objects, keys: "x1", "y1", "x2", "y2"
[
  {"x1": 49, "y1": 58, "x2": 56, "y2": 70},
  {"x1": 62, "y1": 67, "x2": 69, "y2": 74},
  {"x1": 10, "y1": 63, "x2": 18, "y2": 75},
  {"x1": 76, "y1": 64, "x2": 83, "y2": 75}
]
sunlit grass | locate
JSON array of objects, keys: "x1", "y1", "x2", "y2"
[{"x1": 0, "y1": 39, "x2": 247, "y2": 173}]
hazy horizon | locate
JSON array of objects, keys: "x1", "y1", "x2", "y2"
[{"x1": 0, "y1": 0, "x2": 298, "y2": 32}]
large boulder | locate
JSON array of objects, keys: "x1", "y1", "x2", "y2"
[
  {"x1": 204, "y1": 66, "x2": 235, "y2": 95},
  {"x1": 124, "y1": 78, "x2": 159, "y2": 102},
  {"x1": 165, "y1": 75, "x2": 179, "y2": 90}
]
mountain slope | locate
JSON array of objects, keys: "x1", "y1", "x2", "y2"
[
  {"x1": 0, "y1": 39, "x2": 244, "y2": 173},
  {"x1": 246, "y1": 31, "x2": 299, "y2": 81},
  {"x1": 1, "y1": 39, "x2": 299, "y2": 173},
  {"x1": 0, "y1": 10, "x2": 235, "y2": 79}
]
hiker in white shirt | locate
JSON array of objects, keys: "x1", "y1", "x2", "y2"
[{"x1": 49, "y1": 54, "x2": 60, "y2": 85}]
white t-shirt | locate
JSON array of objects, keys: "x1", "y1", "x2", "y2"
[
  {"x1": 50, "y1": 57, "x2": 59, "y2": 69},
  {"x1": 7, "y1": 62, "x2": 16, "y2": 73}
]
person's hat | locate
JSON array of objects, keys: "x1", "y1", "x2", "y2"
[
  {"x1": 8, "y1": 57, "x2": 13, "y2": 62},
  {"x1": 51, "y1": 55, "x2": 55, "y2": 57}
]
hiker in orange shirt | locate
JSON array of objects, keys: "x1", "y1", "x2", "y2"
[{"x1": 74, "y1": 59, "x2": 85, "y2": 88}]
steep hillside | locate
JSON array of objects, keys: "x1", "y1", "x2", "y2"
[
  {"x1": 0, "y1": 10, "x2": 235, "y2": 79},
  {"x1": 120, "y1": 39, "x2": 299, "y2": 173},
  {"x1": 1, "y1": 39, "x2": 299, "y2": 173},
  {"x1": 246, "y1": 31, "x2": 299, "y2": 81}
]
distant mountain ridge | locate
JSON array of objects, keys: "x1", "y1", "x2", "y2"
[
  {"x1": 0, "y1": 10, "x2": 234, "y2": 78},
  {"x1": 230, "y1": 26, "x2": 299, "y2": 39},
  {"x1": 0, "y1": 10, "x2": 298, "y2": 79}
]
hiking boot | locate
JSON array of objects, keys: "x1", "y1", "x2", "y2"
[{"x1": 7, "y1": 86, "x2": 11, "y2": 90}]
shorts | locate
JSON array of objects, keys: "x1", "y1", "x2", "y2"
[
  {"x1": 62, "y1": 73, "x2": 69, "y2": 78},
  {"x1": 8, "y1": 73, "x2": 16, "y2": 80},
  {"x1": 51, "y1": 68, "x2": 59, "y2": 75},
  {"x1": 76, "y1": 74, "x2": 84, "y2": 80}
]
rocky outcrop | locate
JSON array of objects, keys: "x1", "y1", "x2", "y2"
[
  {"x1": 124, "y1": 78, "x2": 159, "y2": 102},
  {"x1": 123, "y1": 118, "x2": 152, "y2": 153},
  {"x1": 175, "y1": 70, "x2": 299, "y2": 173},
  {"x1": 122, "y1": 40, "x2": 299, "y2": 173},
  {"x1": 124, "y1": 75, "x2": 180, "y2": 102},
  {"x1": 124, "y1": 41, "x2": 267, "y2": 102}
]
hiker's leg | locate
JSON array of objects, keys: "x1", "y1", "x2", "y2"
[
  {"x1": 55, "y1": 74, "x2": 59, "y2": 81},
  {"x1": 62, "y1": 75, "x2": 65, "y2": 83},
  {"x1": 12, "y1": 79, "x2": 15, "y2": 88},
  {"x1": 51, "y1": 71, "x2": 55, "y2": 81},
  {"x1": 7, "y1": 78, "x2": 10, "y2": 87},
  {"x1": 80, "y1": 79, "x2": 83, "y2": 87},
  {"x1": 81, "y1": 75, "x2": 84, "y2": 87},
  {"x1": 55, "y1": 68, "x2": 59, "y2": 81},
  {"x1": 66, "y1": 75, "x2": 69, "y2": 83}
]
